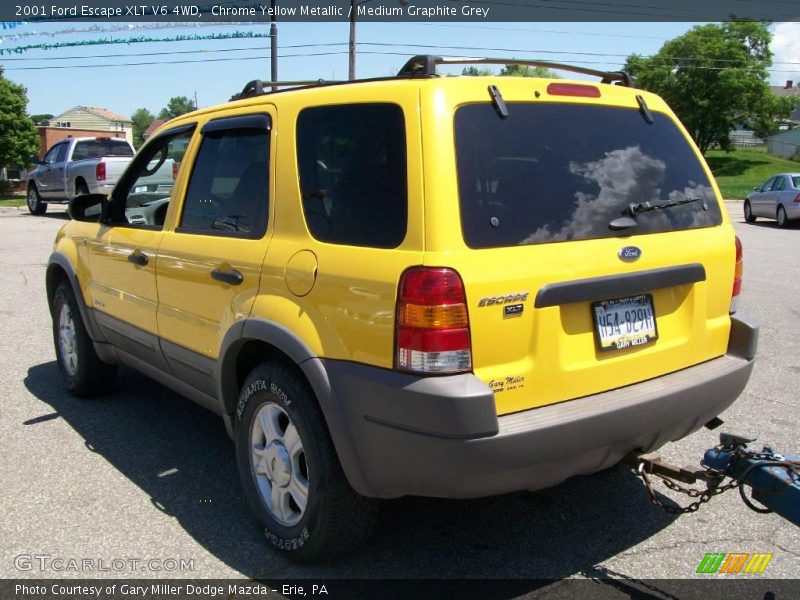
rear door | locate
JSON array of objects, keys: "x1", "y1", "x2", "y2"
[
  {"x1": 422, "y1": 82, "x2": 732, "y2": 416},
  {"x1": 155, "y1": 110, "x2": 274, "y2": 396}
]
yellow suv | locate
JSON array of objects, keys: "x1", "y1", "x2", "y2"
[{"x1": 47, "y1": 56, "x2": 757, "y2": 562}]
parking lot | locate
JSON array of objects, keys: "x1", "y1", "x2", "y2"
[{"x1": 0, "y1": 203, "x2": 798, "y2": 585}]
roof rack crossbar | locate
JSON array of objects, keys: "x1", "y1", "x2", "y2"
[
  {"x1": 231, "y1": 78, "x2": 337, "y2": 100},
  {"x1": 397, "y1": 55, "x2": 632, "y2": 87}
]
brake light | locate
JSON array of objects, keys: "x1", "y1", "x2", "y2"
[
  {"x1": 95, "y1": 161, "x2": 106, "y2": 182},
  {"x1": 546, "y1": 83, "x2": 601, "y2": 98},
  {"x1": 730, "y1": 235, "x2": 743, "y2": 313},
  {"x1": 793, "y1": 193, "x2": 800, "y2": 203},
  {"x1": 172, "y1": 161, "x2": 179, "y2": 180},
  {"x1": 395, "y1": 267, "x2": 472, "y2": 374}
]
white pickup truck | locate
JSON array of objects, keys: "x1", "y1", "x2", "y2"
[{"x1": 26, "y1": 137, "x2": 135, "y2": 215}]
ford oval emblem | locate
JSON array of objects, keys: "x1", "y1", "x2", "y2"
[{"x1": 618, "y1": 246, "x2": 642, "y2": 262}]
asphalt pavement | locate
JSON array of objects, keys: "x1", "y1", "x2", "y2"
[{"x1": 0, "y1": 202, "x2": 797, "y2": 587}]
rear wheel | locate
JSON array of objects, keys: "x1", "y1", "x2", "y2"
[
  {"x1": 777, "y1": 205, "x2": 790, "y2": 228},
  {"x1": 743, "y1": 201, "x2": 756, "y2": 223},
  {"x1": 27, "y1": 184, "x2": 46, "y2": 215},
  {"x1": 235, "y1": 361, "x2": 378, "y2": 562},
  {"x1": 52, "y1": 282, "x2": 117, "y2": 397}
]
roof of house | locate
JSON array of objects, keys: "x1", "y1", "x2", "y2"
[
  {"x1": 771, "y1": 85, "x2": 800, "y2": 98},
  {"x1": 143, "y1": 119, "x2": 167, "y2": 138},
  {"x1": 52, "y1": 106, "x2": 132, "y2": 123},
  {"x1": 767, "y1": 126, "x2": 800, "y2": 141}
]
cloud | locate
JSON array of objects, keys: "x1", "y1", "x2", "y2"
[{"x1": 771, "y1": 23, "x2": 800, "y2": 86}]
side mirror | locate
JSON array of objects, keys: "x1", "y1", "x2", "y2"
[
  {"x1": 69, "y1": 193, "x2": 108, "y2": 222},
  {"x1": 29, "y1": 155, "x2": 43, "y2": 165},
  {"x1": 753, "y1": 186, "x2": 762, "y2": 192}
]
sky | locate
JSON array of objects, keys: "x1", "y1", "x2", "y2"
[{"x1": 1, "y1": 20, "x2": 799, "y2": 119}]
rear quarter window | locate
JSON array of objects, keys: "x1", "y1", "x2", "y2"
[
  {"x1": 296, "y1": 103, "x2": 407, "y2": 248},
  {"x1": 455, "y1": 103, "x2": 722, "y2": 249}
]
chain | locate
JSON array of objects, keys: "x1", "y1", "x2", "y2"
[{"x1": 636, "y1": 462, "x2": 741, "y2": 515}]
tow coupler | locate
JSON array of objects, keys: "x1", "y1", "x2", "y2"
[{"x1": 626, "y1": 432, "x2": 800, "y2": 527}]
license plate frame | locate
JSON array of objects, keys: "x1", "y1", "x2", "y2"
[{"x1": 591, "y1": 294, "x2": 658, "y2": 352}]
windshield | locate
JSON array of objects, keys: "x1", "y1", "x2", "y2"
[{"x1": 455, "y1": 103, "x2": 722, "y2": 249}]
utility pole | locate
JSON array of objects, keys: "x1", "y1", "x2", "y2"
[
  {"x1": 348, "y1": 0, "x2": 356, "y2": 80},
  {"x1": 270, "y1": 0, "x2": 278, "y2": 90}
]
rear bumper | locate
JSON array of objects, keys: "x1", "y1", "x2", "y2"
[{"x1": 324, "y1": 315, "x2": 758, "y2": 499}]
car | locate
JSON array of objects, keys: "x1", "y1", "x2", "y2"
[
  {"x1": 744, "y1": 173, "x2": 800, "y2": 228},
  {"x1": 27, "y1": 137, "x2": 136, "y2": 215},
  {"x1": 46, "y1": 56, "x2": 758, "y2": 562}
]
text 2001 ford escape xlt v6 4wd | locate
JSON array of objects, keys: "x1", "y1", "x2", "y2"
[{"x1": 46, "y1": 56, "x2": 757, "y2": 562}]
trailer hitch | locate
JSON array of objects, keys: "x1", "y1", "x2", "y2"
[{"x1": 626, "y1": 432, "x2": 800, "y2": 526}]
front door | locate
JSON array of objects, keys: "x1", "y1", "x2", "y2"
[
  {"x1": 87, "y1": 125, "x2": 196, "y2": 367},
  {"x1": 38, "y1": 142, "x2": 69, "y2": 198},
  {"x1": 155, "y1": 111, "x2": 274, "y2": 395}
]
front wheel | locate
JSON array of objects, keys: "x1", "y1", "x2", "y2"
[
  {"x1": 235, "y1": 362, "x2": 378, "y2": 562},
  {"x1": 27, "y1": 185, "x2": 46, "y2": 215},
  {"x1": 52, "y1": 282, "x2": 117, "y2": 397},
  {"x1": 777, "y1": 205, "x2": 790, "y2": 228},
  {"x1": 744, "y1": 201, "x2": 756, "y2": 223}
]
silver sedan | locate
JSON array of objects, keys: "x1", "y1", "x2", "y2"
[{"x1": 744, "y1": 173, "x2": 800, "y2": 228}]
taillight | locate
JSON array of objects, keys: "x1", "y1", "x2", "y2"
[
  {"x1": 395, "y1": 267, "x2": 472, "y2": 374},
  {"x1": 95, "y1": 161, "x2": 106, "y2": 182},
  {"x1": 793, "y1": 193, "x2": 800, "y2": 204},
  {"x1": 172, "y1": 161, "x2": 179, "y2": 180},
  {"x1": 731, "y1": 235, "x2": 743, "y2": 313}
]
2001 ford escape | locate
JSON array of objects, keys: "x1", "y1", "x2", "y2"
[{"x1": 47, "y1": 56, "x2": 758, "y2": 562}]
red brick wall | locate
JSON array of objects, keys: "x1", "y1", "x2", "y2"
[{"x1": 38, "y1": 127, "x2": 127, "y2": 159}]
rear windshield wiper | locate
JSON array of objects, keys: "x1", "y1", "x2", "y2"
[{"x1": 627, "y1": 197, "x2": 703, "y2": 217}]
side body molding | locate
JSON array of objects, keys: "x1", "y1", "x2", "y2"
[{"x1": 217, "y1": 318, "x2": 372, "y2": 496}]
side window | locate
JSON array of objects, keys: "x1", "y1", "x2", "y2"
[
  {"x1": 42, "y1": 145, "x2": 61, "y2": 164},
  {"x1": 55, "y1": 143, "x2": 69, "y2": 163},
  {"x1": 762, "y1": 177, "x2": 775, "y2": 191},
  {"x1": 296, "y1": 103, "x2": 407, "y2": 248},
  {"x1": 114, "y1": 127, "x2": 194, "y2": 228},
  {"x1": 772, "y1": 177, "x2": 785, "y2": 191},
  {"x1": 179, "y1": 121, "x2": 270, "y2": 238}
]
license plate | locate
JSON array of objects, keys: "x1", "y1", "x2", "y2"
[{"x1": 592, "y1": 294, "x2": 658, "y2": 351}]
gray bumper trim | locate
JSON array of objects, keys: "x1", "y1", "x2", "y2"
[{"x1": 325, "y1": 315, "x2": 757, "y2": 499}]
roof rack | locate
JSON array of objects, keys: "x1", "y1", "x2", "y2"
[
  {"x1": 231, "y1": 78, "x2": 340, "y2": 101},
  {"x1": 397, "y1": 55, "x2": 633, "y2": 87}
]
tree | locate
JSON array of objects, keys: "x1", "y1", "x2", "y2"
[
  {"x1": 131, "y1": 108, "x2": 155, "y2": 149},
  {"x1": 624, "y1": 22, "x2": 781, "y2": 155},
  {"x1": 29, "y1": 113, "x2": 53, "y2": 126},
  {"x1": 158, "y1": 96, "x2": 196, "y2": 121},
  {"x1": 499, "y1": 64, "x2": 559, "y2": 78},
  {"x1": 461, "y1": 64, "x2": 559, "y2": 78},
  {"x1": 0, "y1": 67, "x2": 39, "y2": 167}
]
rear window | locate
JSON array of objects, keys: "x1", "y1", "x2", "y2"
[
  {"x1": 455, "y1": 103, "x2": 722, "y2": 249},
  {"x1": 72, "y1": 139, "x2": 133, "y2": 160}
]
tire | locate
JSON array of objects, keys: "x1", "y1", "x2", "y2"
[
  {"x1": 744, "y1": 201, "x2": 756, "y2": 223},
  {"x1": 235, "y1": 361, "x2": 378, "y2": 562},
  {"x1": 777, "y1": 205, "x2": 790, "y2": 228},
  {"x1": 27, "y1": 184, "x2": 47, "y2": 215},
  {"x1": 52, "y1": 282, "x2": 117, "y2": 397}
]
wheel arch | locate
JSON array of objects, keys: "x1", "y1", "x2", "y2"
[
  {"x1": 217, "y1": 318, "x2": 373, "y2": 496},
  {"x1": 46, "y1": 254, "x2": 103, "y2": 342}
]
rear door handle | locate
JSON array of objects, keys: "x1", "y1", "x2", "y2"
[
  {"x1": 127, "y1": 251, "x2": 148, "y2": 266},
  {"x1": 211, "y1": 268, "x2": 243, "y2": 285}
]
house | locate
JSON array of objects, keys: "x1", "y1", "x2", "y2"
[
  {"x1": 142, "y1": 119, "x2": 167, "y2": 141},
  {"x1": 48, "y1": 106, "x2": 133, "y2": 144},
  {"x1": 771, "y1": 81, "x2": 800, "y2": 125},
  {"x1": 36, "y1": 127, "x2": 127, "y2": 160},
  {"x1": 766, "y1": 127, "x2": 800, "y2": 160}
]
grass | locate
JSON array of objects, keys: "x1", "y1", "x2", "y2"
[
  {"x1": 0, "y1": 196, "x2": 25, "y2": 207},
  {"x1": 705, "y1": 147, "x2": 800, "y2": 200}
]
